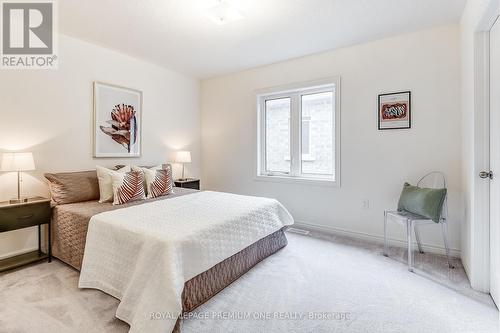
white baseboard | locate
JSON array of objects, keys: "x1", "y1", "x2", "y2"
[
  {"x1": 461, "y1": 256, "x2": 472, "y2": 284},
  {"x1": 293, "y1": 221, "x2": 461, "y2": 258},
  {"x1": 0, "y1": 246, "x2": 39, "y2": 260}
]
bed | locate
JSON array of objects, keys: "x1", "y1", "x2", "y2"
[{"x1": 46, "y1": 169, "x2": 293, "y2": 333}]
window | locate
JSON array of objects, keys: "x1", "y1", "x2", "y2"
[
  {"x1": 301, "y1": 92, "x2": 334, "y2": 175},
  {"x1": 265, "y1": 98, "x2": 291, "y2": 173},
  {"x1": 257, "y1": 78, "x2": 340, "y2": 186}
]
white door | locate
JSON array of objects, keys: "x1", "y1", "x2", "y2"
[{"x1": 489, "y1": 16, "x2": 500, "y2": 308}]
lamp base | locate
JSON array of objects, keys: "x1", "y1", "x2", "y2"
[{"x1": 9, "y1": 197, "x2": 29, "y2": 204}]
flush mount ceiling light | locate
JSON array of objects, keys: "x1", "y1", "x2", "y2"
[{"x1": 206, "y1": 1, "x2": 244, "y2": 25}]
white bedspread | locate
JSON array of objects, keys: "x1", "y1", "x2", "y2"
[{"x1": 78, "y1": 191, "x2": 293, "y2": 333}]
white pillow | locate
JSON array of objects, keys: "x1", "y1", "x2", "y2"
[{"x1": 96, "y1": 165, "x2": 130, "y2": 203}]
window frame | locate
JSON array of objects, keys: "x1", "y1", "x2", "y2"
[{"x1": 256, "y1": 77, "x2": 341, "y2": 187}]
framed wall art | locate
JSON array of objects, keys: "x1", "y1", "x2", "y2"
[
  {"x1": 93, "y1": 81, "x2": 142, "y2": 157},
  {"x1": 378, "y1": 91, "x2": 411, "y2": 130}
]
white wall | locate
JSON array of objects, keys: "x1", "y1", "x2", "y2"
[
  {"x1": 201, "y1": 25, "x2": 462, "y2": 255},
  {"x1": 0, "y1": 34, "x2": 200, "y2": 258},
  {"x1": 460, "y1": 0, "x2": 499, "y2": 292}
]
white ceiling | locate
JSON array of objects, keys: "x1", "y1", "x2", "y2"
[{"x1": 59, "y1": 0, "x2": 466, "y2": 78}]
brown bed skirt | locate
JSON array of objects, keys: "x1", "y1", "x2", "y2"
[
  {"x1": 181, "y1": 227, "x2": 288, "y2": 312},
  {"x1": 172, "y1": 228, "x2": 287, "y2": 332}
]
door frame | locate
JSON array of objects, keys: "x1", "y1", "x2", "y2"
[{"x1": 472, "y1": 0, "x2": 500, "y2": 292}]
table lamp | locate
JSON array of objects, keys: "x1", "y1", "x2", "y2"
[
  {"x1": 175, "y1": 151, "x2": 191, "y2": 181},
  {"x1": 1, "y1": 152, "x2": 35, "y2": 204}
]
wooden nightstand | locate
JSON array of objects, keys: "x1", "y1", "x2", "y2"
[
  {"x1": 0, "y1": 197, "x2": 51, "y2": 272},
  {"x1": 174, "y1": 179, "x2": 200, "y2": 190}
]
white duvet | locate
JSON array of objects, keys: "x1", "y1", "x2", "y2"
[{"x1": 78, "y1": 191, "x2": 294, "y2": 333}]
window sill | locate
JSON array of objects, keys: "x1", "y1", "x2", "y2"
[{"x1": 254, "y1": 175, "x2": 339, "y2": 187}]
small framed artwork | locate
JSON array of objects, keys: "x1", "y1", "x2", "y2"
[
  {"x1": 93, "y1": 81, "x2": 142, "y2": 157},
  {"x1": 378, "y1": 91, "x2": 411, "y2": 130}
]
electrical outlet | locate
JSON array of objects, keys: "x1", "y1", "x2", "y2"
[{"x1": 362, "y1": 200, "x2": 370, "y2": 209}]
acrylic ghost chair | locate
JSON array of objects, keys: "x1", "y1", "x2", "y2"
[{"x1": 383, "y1": 171, "x2": 454, "y2": 272}]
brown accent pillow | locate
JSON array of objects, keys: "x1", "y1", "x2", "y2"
[{"x1": 44, "y1": 171, "x2": 100, "y2": 206}]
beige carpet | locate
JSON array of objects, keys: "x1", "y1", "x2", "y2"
[{"x1": 0, "y1": 231, "x2": 497, "y2": 333}]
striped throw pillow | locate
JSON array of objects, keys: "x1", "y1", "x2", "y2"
[
  {"x1": 132, "y1": 165, "x2": 174, "y2": 198},
  {"x1": 147, "y1": 168, "x2": 173, "y2": 198},
  {"x1": 111, "y1": 170, "x2": 146, "y2": 205}
]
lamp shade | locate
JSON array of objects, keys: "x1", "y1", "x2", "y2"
[
  {"x1": 175, "y1": 151, "x2": 191, "y2": 163},
  {"x1": 1, "y1": 152, "x2": 35, "y2": 171}
]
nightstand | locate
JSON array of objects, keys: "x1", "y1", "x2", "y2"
[
  {"x1": 174, "y1": 179, "x2": 200, "y2": 190},
  {"x1": 0, "y1": 197, "x2": 51, "y2": 272}
]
